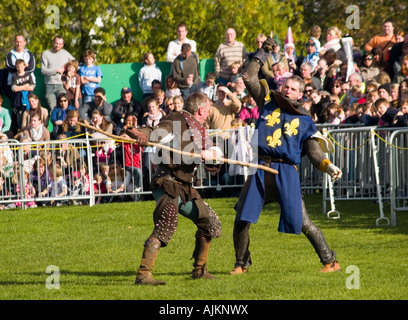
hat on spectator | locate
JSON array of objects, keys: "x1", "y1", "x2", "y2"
[
  {"x1": 379, "y1": 83, "x2": 391, "y2": 95},
  {"x1": 121, "y1": 87, "x2": 132, "y2": 93},
  {"x1": 305, "y1": 38, "x2": 317, "y2": 48}
]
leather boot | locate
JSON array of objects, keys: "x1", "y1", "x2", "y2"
[
  {"x1": 191, "y1": 232, "x2": 216, "y2": 280},
  {"x1": 135, "y1": 237, "x2": 166, "y2": 285}
]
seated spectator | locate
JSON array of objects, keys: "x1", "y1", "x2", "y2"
[
  {"x1": 79, "y1": 87, "x2": 112, "y2": 124},
  {"x1": 0, "y1": 95, "x2": 13, "y2": 139},
  {"x1": 40, "y1": 164, "x2": 68, "y2": 206},
  {"x1": 163, "y1": 97, "x2": 174, "y2": 114},
  {"x1": 141, "y1": 79, "x2": 162, "y2": 113},
  {"x1": 16, "y1": 113, "x2": 51, "y2": 142},
  {"x1": 138, "y1": 52, "x2": 162, "y2": 99},
  {"x1": 191, "y1": 72, "x2": 218, "y2": 102},
  {"x1": 88, "y1": 109, "x2": 113, "y2": 135},
  {"x1": 375, "y1": 98, "x2": 395, "y2": 126},
  {"x1": 273, "y1": 61, "x2": 293, "y2": 90},
  {"x1": 112, "y1": 87, "x2": 143, "y2": 134},
  {"x1": 20, "y1": 93, "x2": 49, "y2": 130},
  {"x1": 359, "y1": 52, "x2": 380, "y2": 82},
  {"x1": 239, "y1": 94, "x2": 259, "y2": 126},
  {"x1": 392, "y1": 98, "x2": 408, "y2": 126},
  {"x1": 322, "y1": 103, "x2": 342, "y2": 124},
  {"x1": 393, "y1": 54, "x2": 408, "y2": 84},
  {"x1": 79, "y1": 49, "x2": 103, "y2": 103},
  {"x1": 60, "y1": 110, "x2": 85, "y2": 138},
  {"x1": 172, "y1": 95, "x2": 184, "y2": 112},
  {"x1": 61, "y1": 60, "x2": 82, "y2": 109},
  {"x1": 50, "y1": 93, "x2": 76, "y2": 139},
  {"x1": 30, "y1": 157, "x2": 51, "y2": 196},
  {"x1": 164, "y1": 74, "x2": 181, "y2": 98},
  {"x1": 142, "y1": 98, "x2": 163, "y2": 127}
]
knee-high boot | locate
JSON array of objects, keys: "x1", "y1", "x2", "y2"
[
  {"x1": 135, "y1": 237, "x2": 166, "y2": 285},
  {"x1": 191, "y1": 231, "x2": 216, "y2": 279}
]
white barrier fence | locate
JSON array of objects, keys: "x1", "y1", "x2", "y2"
[{"x1": 1, "y1": 126, "x2": 407, "y2": 227}]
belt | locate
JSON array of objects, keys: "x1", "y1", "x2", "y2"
[{"x1": 259, "y1": 155, "x2": 298, "y2": 171}]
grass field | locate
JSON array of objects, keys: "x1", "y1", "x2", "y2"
[{"x1": 1, "y1": 194, "x2": 407, "y2": 301}]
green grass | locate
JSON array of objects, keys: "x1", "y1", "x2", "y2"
[{"x1": 0, "y1": 194, "x2": 407, "y2": 300}]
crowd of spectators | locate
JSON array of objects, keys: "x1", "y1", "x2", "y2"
[{"x1": 1, "y1": 20, "x2": 408, "y2": 209}]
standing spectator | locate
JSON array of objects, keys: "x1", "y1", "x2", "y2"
[
  {"x1": 138, "y1": 52, "x2": 162, "y2": 99},
  {"x1": 364, "y1": 19, "x2": 396, "y2": 69},
  {"x1": 79, "y1": 87, "x2": 112, "y2": 124},
  {"x1": 50, "y1": 93, "x2": 76, "y2": 139},
  {"x1": 41, "y1": 35, "x2": 75, "y2": 111},
  {"x1": 388, "y1": 35, "x2": 408, "y2": 80},
  {"x1": 392, "y1": 99, "x2": 408, "y2": 126},
  {"x1": 112, "y1": 87, "x2": 143, "y2": 134},
  {"x1": 312, "y1": 58, "x2": 330, "y2": 92},
  {"x1": 5, "y1": 35, "x2": 36, "y2": 99},
  {"x1": 393, "y1": 54, "x2": 408, "y2": 84},
  {"x1": 359, "y1": 52, "x2": 380, "y2": 82},
  {"x1": 21, "y1": 94, "x2": 49, "y2": 130},
  {"x1": 61, "y1": 60, "x2": 82, "y2": 109},
  {"x1": 0, "y1": 95, "x2": 12, "y2": 138},
  {"x1": 141, "y1": 80, "x2": 162, "y2": 113},
  {"x1": 172, "y1": 43, "x2": 200, "y2": 100},
  {"x1": 309, "y1": 25, "x2": 322, "y2": 52},
  {"x1": 166, "y1": 23, "x2": 198, "y2": 63},
  {"x1": 10, "y1": 59, "x2": 36, "y2": 115},
  {"x1": 78, "y1": 50, "x2": 103, "y2": 104},
  {"x1": 299, "y1": 62, "x2": 314, "y2": 84},
  {"x1": 320, "y1": 27, "x2": 347, "y2": 63},
  {"x1": 214, "y1": 28, "x2": 248, "y2": 85}
]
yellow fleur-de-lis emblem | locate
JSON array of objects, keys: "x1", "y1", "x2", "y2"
[
  {"x1": 266, "y1": 129, "x2": 282, "y2": 147},
  {"x1": 265, "y1": 108, "x2": 281, "y2": 127},
  {"x1": 284, "y1": 118, "x2": 299, "y2": 137}
]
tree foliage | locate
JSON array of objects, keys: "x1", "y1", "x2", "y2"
[{"x1": 0, "y1": 0, "x2": 406, "y2": 68}]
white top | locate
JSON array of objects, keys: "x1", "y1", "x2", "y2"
[{"x1": 166, "y1": 38, "x2": 197, "y2": 63}]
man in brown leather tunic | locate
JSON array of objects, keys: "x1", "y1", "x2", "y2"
[{"x1": 125, "y1": 92, "x2": 222, "y2": 285}]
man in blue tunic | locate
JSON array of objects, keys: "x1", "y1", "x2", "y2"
[{"x1": 231, "y1": 38, "x2": 342, "y2": 274}]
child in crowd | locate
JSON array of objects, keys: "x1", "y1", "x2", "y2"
[
  {"x1": 143, "y1": 98, "x2": 163, "y2": 127},
  {"x1": 3, "y1": 168, "x2": 37, "y2": 210},
  {"x1": 154, "y1": 89, "x2": 166, "y2": 112},
  {"x1": 393, "y1": 99, "x2": 408, "y2": 127},
  {"x1": 41, "y1": 164, "x2": 68, "y2": 206},
  {"x1": 11, "y1": 59, "x2": 36, "y2": 111},
  {"x1": 164, "y1": 74, "x2": 181, "y2": 98},
  {"x1": 239, "y1": 94, "x2": 259, "y2": 126},
  {"x1": 323, "y1": 103, "x2": 342, "y2": 124},
  {"x1": 309, "y1": 25, "x2": 322, "y2": 52},
  {"x1": 273, "y1": 62, "x2": 293, "y2": 90},
  {"x1": 79, "y1": 50, "x2": 103, "y2": 103},
  {"x1": 227, "y1": 61, "x2": 243, "y2": 90},
  {"x1": 139, "y1": 52, "x2": 162, "y2": 99},
  {"x1": 61, "y1": 60, "x2": 82, "y2": 109},
  {"x1": 304, "y1": 39, "x2": 320, "y2": 71},
  {"x1": 172, "y1": 95, "x2": 184, "y2": 112},
  {"x1": 107, "y1": 161, "x2": 126, "y2": 202},
  {"x1": 93, "y1": 173, "x2": 107, "y2": 204},
  {"x1": 284, "y1": 43, "x2": 297, "y2": 73}
]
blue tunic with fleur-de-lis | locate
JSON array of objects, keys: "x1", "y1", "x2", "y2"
[{"x1": 239, "y1": 95, "x2": 318, "y2": 234}]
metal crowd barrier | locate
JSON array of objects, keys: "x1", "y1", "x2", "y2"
[{"x1": 1, "y1": 126, "x2": 407, "y2": 228}]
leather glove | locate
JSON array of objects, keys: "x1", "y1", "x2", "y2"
[
  {"x1": 326, "y1": 164, "x2": 342, "y2": 182},
  {"x1": 124, "y1": 128, "x2": 149, "y2": 147},
  {"x1": 252, "y1": 37, "x2": 278, "y2": 65}
]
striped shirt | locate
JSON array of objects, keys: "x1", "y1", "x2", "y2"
[{"x1": 214, "y1": 41, "x2": 248, "y2": 81}]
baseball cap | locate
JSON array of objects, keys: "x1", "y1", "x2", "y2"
[{"x1": 121, "y1": 87, "x2": 132, "y2": 93}]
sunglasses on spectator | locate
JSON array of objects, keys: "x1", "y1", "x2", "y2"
[{"x1": 365, "y1": 57, "x2": 373, "y2": 60}]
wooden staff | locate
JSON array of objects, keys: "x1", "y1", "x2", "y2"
[{"x1": 78, "y1": 121, "x2": 278, "y2": 175}]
